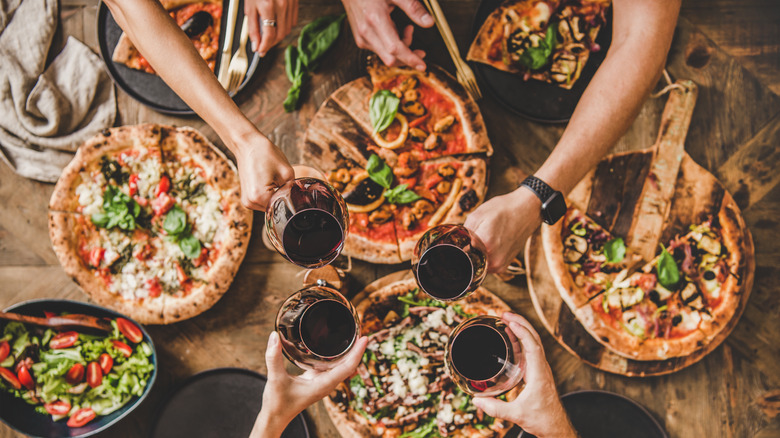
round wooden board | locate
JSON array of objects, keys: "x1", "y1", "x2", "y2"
[{"x1": 525, "y1": 149, "x2": 755, "y2": 377}]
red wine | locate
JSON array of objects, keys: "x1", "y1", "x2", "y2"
[
  {"x1": 299, "y1": 299, "x2": 356, "y2": 358},
  {"x1": 451, "y1": 324, "x2": 507, "y2": 381},
  {"x1": 282, "y1": 208, "x2": 344, "y2": 266},
  {"x1": 417, "y1": 244, "x2": 473, "y2": 300}
]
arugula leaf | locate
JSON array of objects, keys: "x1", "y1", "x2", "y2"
[
  {"x1": 179, "y1": 235, "x2": 202, "y2": 259},
  {"x1": 384, "y1": 184, "x2": 422, "y2": 205},
  {"x1": 400, "y1": 418, "x2": 438, "y2": 438},
  {"x1": 656, "y1": 245, "x2": 680, "y2": 288},
  {"x1": 91, "y1": 185, "x2": 140, "y2": 231},
  {"x1": 163, "y1": 206, "x2": 188, "y2": 236},
  {"x1": 518, "y1": 24, "x2": 557, "y2": 70},
  {"x1": 298, "y1": 14, "x2": 346, "y2": 69},
  {"x1": 366, "y1": 154, "x2": 393, "y2": 189},
  {"x1": 369, "y1": 90, "x2": 400, "y2": 133},
  {"x1": 603, "y1": 237, "x2": 626, "y2": 264}
]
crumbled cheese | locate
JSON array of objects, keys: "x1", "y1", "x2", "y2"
[
  {"x1": 678, "y1": 310, "x2": 701, "y2": 331},
  {"x1": 76, "y1": 176, "x2": 103, "y2": 216},
  {"x1": 437, "y1": 403, "x2": 454, "y2": 424},
  {"x1": 380, "y1": 339, "x2": 395, "y2": 356},
  {"x1": 136, "y1": 157, "x2": 162, "y2": 198},
  {"x1": 192, "y1": 185, "x2": 222, "y2": 243},
  {"x1": 387, "y1": 369, "x2": 408, "y2": 398}
]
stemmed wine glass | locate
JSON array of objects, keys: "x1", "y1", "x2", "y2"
[
  {"x1": 445, "y1": 315, "x2": 525, "y2": 396},
  {"x1": 275, "y1": 285, "x2": 361, "y2": 371},
  {"x1": 265, "y1": 177, "x2": 348, "y2": 269},
  {"x1": 411, "y1": 224, "x2": 487, "y2": 301}
]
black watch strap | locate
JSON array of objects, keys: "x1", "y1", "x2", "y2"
[{"x1": 521, "y1": 176, "x2": 555, "y2": 203}]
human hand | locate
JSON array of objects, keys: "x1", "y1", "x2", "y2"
[
  {"x1": 229, "y1": 132, "x2": 294, "y2": 211},
  {"x1": 473, "y1": 313, "x2": 577, "y2": 438},
  {"x1": 245, "y1": 0, "x2": 299, "y2": 56},
  {"x1": 464, "y1": 188, "x2": 543, "y2": 273},
  {"x1": 341, "y1": 0, "x2": 434, "y2": 70},
  {"x1": 250, "y1": 331, "x2": 369, "y2": 438}
]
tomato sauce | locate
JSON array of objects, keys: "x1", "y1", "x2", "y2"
[{"x1": 350, "y1": 212, "x2": 396, "y2": 243}]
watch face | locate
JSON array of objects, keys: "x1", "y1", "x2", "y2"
[{"x1": 542, "y1": 192, "x2": 567, "y2": 225}]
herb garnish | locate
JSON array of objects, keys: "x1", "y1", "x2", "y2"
[
  {"x1": 656, "y1": 244, "x2": 680, "y2": 288},
  {"x1": 369, "y1": 90, "x2": 401, "y2": 133},
  {"x1": 163, "y1": 206, "x2": 202, "y2": 259},
  {"x1": 518, "y1": 24, "x2": 557, "y2": 70},
  {"x1": 91, "y1": 185, "x2": 141, "y2": 231},
  {"x1": 603, "y1": 237, "x2": 626, "y2": 264}
]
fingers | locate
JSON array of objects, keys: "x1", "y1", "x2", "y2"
[
  {"x1": 246, "y1": 6, "x2": 261, "y2": 52},
  {"x1": 240, "y1": 183, "x2": 274, "y2": 211},
  {"x1": 275, "y1": 163, "x2": 296, "y2": 187},
  {"x1": 320, "y1": 336, "x2": 368, "y2": 387},
  {"x1": 264, "y1": 331, "x2": 288, "y2": 380},
  {"x1": 392, "y1": 0, "x2": 434, "y2": 28},
  {"x1": 256, "y1": 1, "x2": 278, "y2": 56},
  {"x1": 505, "y1": 320, "x2": 552, "y2": 387},
  {"x1": 502, "y1": 313, "x2": 542, "y2": 345},
  {"x1": 472, "y1": 397, "x2": 512, "y2": 422}
]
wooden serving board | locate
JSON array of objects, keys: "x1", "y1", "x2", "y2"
[{"x1": 526, "y1": 83, "x2": 756, "y2": 377}]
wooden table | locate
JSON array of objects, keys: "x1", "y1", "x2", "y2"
[{"x1": 2, "y1": 1, "x2": 779, "y2": 436}]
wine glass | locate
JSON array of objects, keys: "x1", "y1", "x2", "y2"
[
  {"x1": 411, "y1": 224, "x2": 487, "y2": 301},
  {"x1": 445, "y1": 315, "x2": 525, "y2": 396},
  {"x1": 275, "y1": 285, "x2": 360, "y2": 371},
  {"x1": 265, "y1": 177, "x2": 348, "y2": 269}
]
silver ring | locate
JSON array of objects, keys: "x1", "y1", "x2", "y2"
[{"x1": 262, "y1": 19, "x2": 277, "y2": 27}]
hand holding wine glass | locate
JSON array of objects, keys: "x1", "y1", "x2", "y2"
[
  {"x1": 472, "y1": 313, "x2": 578, "y2": 438},
  {"x1": 249, "y1": 331, "x2": 368, "y2": 438}
]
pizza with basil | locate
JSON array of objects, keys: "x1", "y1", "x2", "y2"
[
  {"x1": 49, "y1": 124, "x2": 252, "y2": 325},
  {"x1": 112, "y1": 0, "x2": 223, "y2": 74},
  {"x1": 542, "y1": 202, "x2": 746, "y2": 360},
  {"x1": 467, "y1": 0, "x2": 610, "y2": 89},
  {"x1": 324, "y1": 279, "x2": 519, "y2": 437},
  {"x1": 304, "y1": 60, "x2": 491, "y2": 263}
]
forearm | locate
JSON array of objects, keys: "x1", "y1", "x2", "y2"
[
  {"x1": 249, "y1": 406, "x2": 294, "y2": 438},
  {"x1": 103, "y1": 0, "x2": 259, "y2": 153}
]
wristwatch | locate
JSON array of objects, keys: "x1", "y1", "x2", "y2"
[{"x1": 520, "y1": 176, "x2": 567, "y2": 225}]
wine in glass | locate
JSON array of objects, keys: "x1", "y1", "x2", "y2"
[
  {"x1": 445, "y1": 315, "x2": 525, "y2": 396},
  {"x1": 266, "y1": 177, "x2": 348, "y2": 269},
  {"x1": 275, "y1": 285, "x2": 360, "y2": 371},
  {"x1": 412, "y1": 224, "x2": 487, "y2": 301}
]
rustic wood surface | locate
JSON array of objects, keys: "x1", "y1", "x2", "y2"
[{"x1": 1, "y1": 0, "x2": 779, "y2": 437}]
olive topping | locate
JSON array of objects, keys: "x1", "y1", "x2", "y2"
[
  {"x1": 342, "y1": 177, "x2": 385, "y2": 206},
  {"x1": 458, "y1": 189, "x2": 479, "y2": 211},
  {"x1": 181, "y1": 11, "x2": 213, "y2": 38},
  {"x1": 648, "y1": 290, "x2": 662, "y2": 306},
  {"x1": 703, "y1": 270, "x2": 716, "y2": 281},
  {"x1": 672, "y1": 315, "x2": 682, "y2": 326}
]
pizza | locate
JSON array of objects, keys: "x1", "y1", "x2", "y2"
[
  {"x1": 324, "y1": 278, "x2": 519, "y2": 437},
  {"x1": 112, "y1": 0, "x2": 223, "y2": 74},
  {"x1": 48, "y1": 124, "x2": 252, "y2": 325},
  {"x1": 467, "y1": 0, "x2": 610, "y2": 89},
  {"x1": 542, "y1": 203, "x2": 745, "y2": 361},
  {"x1": 303, "y1": 59, "x2": 491, "y2": 264}
]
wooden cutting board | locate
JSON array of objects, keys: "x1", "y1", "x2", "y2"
[{"x1": 527, "y1": 82, "x2": 756, "y2": 376}]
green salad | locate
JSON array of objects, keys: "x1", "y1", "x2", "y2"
[{"x1": 0, "y1": 315, "x2": 154, "y2": 428}]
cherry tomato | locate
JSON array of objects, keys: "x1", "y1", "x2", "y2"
[
  {"x1": 155, "y1": 175, "x2": 171, "y2": 196},
  {"x1": 0, "y1": 341, "x2": 9, "y2": 363},
  {"x1": 65, "y1": 363, "x2": 85, "y2": 385},
  {"x1": 17, "y1": 365, "x2": 34, "y2": 390},
  {"x1": 98, "y1": 353, "x2": 113, "y2": 375},
  {"x1": 111, "y1": 340, "x2": 133, "y2": 358},
  {"x1": 152, "y1": 192, "x2": 175, "y2": 216},
  {"x1": 175, "y1": 262, "x2": 188, "y2": 284},
  {"x1": 88, "y1": 247, "x2": 105, "y2": 268},
  {"x1": 67, "y1": 408, "x2": 96, "y2": 428},
  {"x1": 192, "y1": 247, "x2": 209, "y2": 268},
  {"x1": 50, "y1": 331, "x2": 79, "y2": 349},
  {"x1": 116, "y1": 318, "x2": 143, "y2": 344},
  {"x1": 147, "y1": 277, "x2": 162, "y2": 298},
  {"x1": 86, "y1": 362, "x2": 102, "y2": 388},
  {"x1": 0, "y1": 368, "x2": 21, "y2": 390},
  {"x1": 133, "y1": 195, "x2": 149, "y2": 207},
  {"x1": 128, "y1": 174, "x2": 139, "y2": 197},
  {"x1": 44, "y1": 400, "x2": 71, "y2": 416},
  {"x1": 43, "y1": 311, "x2": 57, "y2": 319}
]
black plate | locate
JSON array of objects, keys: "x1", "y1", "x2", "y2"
[
  {"x1": 97, "y1": 1, "x2": 260, "y2": 115},
  {"x1": 521, "y1": 390, "x2": 668, "y2": 438},
  {"x1": 0, "y1": 299, "x2": 157, "y2": 438},
  {"x1": 151, "y1": 368, "x2": 310, "y2": 438},
  {"x1": 470, "y1": 0, "x2": 612, "y2": 123}
]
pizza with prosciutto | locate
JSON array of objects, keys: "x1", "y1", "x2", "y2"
[{"x1": 49, "y1": 124, "x2": 252, "y2": 324}]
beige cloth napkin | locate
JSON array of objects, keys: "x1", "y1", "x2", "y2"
[{"x1": 0, "y1": 0, "x2": 116, "y2": 183}]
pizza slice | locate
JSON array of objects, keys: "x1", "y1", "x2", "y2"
[
  {"x1": 112, "y1": 0, "x2": 223, "y2": 74},
  {"x1": 467, "y1": 0, "x2": 610, "y2": 89}
]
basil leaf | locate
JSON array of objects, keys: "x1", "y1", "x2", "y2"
[
  {"x1": 163, "y1": 206, "x2": 188, "y2": 236},
  {"x1": 369, "y1": 90, "x2": 400, "y2": 134},
  {"x1": 91, "y1": 212, "x2": 109, "y2": 228},
  {"x1": 384, "y1": 184, "x2": 422, "y2": 205},
  {"x1": 518, "y1": 24, "x2": 557, "y2": 70},
  {"x1": 298, "y1": 14, "x2": 346, "y2": 69},
  {"x1": 94, "y1": 185, "x2": 139, "y2": 231},
  {"x1": 365, "y1": 154, "x2": 393, "y2": 189},
  {"x1": 656, "y1": 245, "x2": 680, "y2": 288},
  {"x1": 179, "y1": 235, "x2": 202, "y2": 259},
  {"x1": 603, "y1": 237, "x2": 626, "y2": 264}
]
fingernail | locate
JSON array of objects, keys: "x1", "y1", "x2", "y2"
[
  {"x1": 422, "y1": 14, "x2": 434, "y2": 26},
  {"x1": 252, "y1": 41, "x2": 258, "y2": 52},
  {"x1": 416, "y1": 64, "x2": 426, "y2": 71},
  {"x1": 269, "y1": 331, "x2": 278, "y2": 346},
  {"x1": 259, "y1": 50, "x2": 266, "y2": 57}
]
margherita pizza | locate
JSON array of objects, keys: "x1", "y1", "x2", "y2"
[
  {"x1": 324, "y1": 279, "x2": 518, "y2": 437},
  {"x1": 112, "y1": 0, "x2": 223, "y2": 74},
  {"x1": 467, "y1": 0, "x2": 610, "y2": 89},
  {"x1": 304, "y1": 59, "x2": 491, "y2": 264},
  {"x1": 49, "y1": 124, "x2": 252, "y2": 325},
  {"x1": 542, "y1": 202, "x2": 745, "y2": 361}
]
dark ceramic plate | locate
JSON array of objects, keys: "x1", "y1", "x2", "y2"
[
  {"x1": 150, "y1": 368, "x2": 310, "y2": 438},
  {"x1": 521, "y1": 390, "x2": 668, "y2": 438},
  {"x1": 96, "y1": 0, "x2": 260, "y2": 115},
  {"x1": 0, "y1": 299, "x2": 157, "y2": 438},
  {"x1": 470, "y1": 0, "x2": 612, "y2": 123}
]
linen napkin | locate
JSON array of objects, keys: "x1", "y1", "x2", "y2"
[{"x1": 0, "y1": 0, "x2": 116, "y2": 183}]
